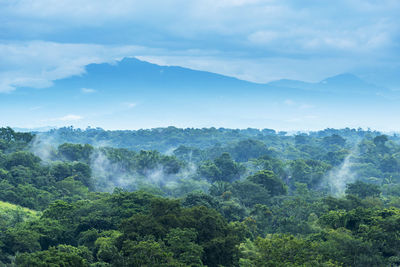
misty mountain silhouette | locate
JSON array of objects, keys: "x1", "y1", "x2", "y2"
[
  {"x1": 6, "y1": 57, "x2": 396, "y2": 130},
  {"x1": 50, "y1": 57, "x2": 388, "y2": 99},
  {"x1": 268, "y1": 73, "x2": 384, "y2": 94},
  {"x1": 55, "y1": 57, "x2": 259, "y2": 96},
  {"x1": 320, "y1": 73, "x2": 365, "y2": 85}
]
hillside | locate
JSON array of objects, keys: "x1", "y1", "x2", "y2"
[
  {"x1": 2, "y1": 126, "x2": 400, "y2": 265},
  {"x1": 0, "y1": 200, "x2": 38, "y2": 216}
]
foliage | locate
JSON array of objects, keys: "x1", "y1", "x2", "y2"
[{"x1": 1, "y1": 127, "x2": 400, "y2": 266}]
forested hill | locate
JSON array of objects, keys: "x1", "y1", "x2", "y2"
[
  {"x1": 2, "y1": 126, "x2": 400, "y2": 266},
  {"x1": 38, "y1": 126, "x2": 384, "y2": 152}
]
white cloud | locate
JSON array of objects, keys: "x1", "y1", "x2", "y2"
[
  {"x1": 304, "y1": 115, "x2": 318, "y2": 120},
  {"x1": 81, "y1": 88, "x2": 96, "y2": 93},
  {"x1": 285, "y1": 114, "x2": 318, "y2": 123},
  {"x1": 1, "y1": 0, "x2": 398, "y2": 54},
  {"x1": 283, "y1": 100, "x2": 314, "y2": 110},
  {"x1": 248, "y1": 31, "x2": 279, "y2": 45},
  {"x1": 284, "y1": 99, "x2": 295, "y2": 106},
  {"x1": 55, "y1": 114, "x2": 83, "y2": 121},
  {"x1": 0, "y1": 0, "x2": 399, "y2": 90},
  {"x1": 124, "y1": 102, "x2": 137, "y2": 109},
  {"x1": 59, "y1": 114, "x2": 82, "y2": 121},
  {"x1": 0, "y1": 41, "x2": 154, "y2": 92},
  {"x1": 29, "y1": 106, "x2": 43, "y2": 111},
  {"x1": 46, "y1": 114, "x2": 83, "y2": 122},
  {"x1": 299, "y1": 104, "x2": 314, "y2": 109}
]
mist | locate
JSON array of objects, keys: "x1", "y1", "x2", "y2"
[
  {"x1": 323, "y1": 148, "x2": 359, "y2": 196},
  {"x1": 28, "y1": 133, "x2": 209, "y2": 196},
  {"x1": 89, "y1": 149, "x2": 135, "y2": 192},
  {"x1": 29, "y1": 134, "x2": 58, "y2": 163}
]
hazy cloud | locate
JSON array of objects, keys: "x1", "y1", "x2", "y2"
[
  {"x1": 124, "y1": 102, "x2": 137, "y2": 109},
  {"x1": 81, "y1": 88, "x2": 97, "y2": 94},
  {"x1": 0, "y1": 41, "x2": 154, "y2": 92},
  {"x1": 0, "y1": 0, "x2": 399, "y2": 89},
  {"x1": 284, "y1": 99, "x2": 295, "y2": 106},
  {"x1": 48, "y1": 114, "x2": 83, "y2": 122}
]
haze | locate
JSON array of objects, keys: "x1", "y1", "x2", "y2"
[{"x1": 1, "y1": 0, "x2": 399, "y2": 131}]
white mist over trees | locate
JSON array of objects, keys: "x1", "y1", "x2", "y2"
[
  {"x1": 3, "y1": 127, "x2": 400, "y2": 266},
  {"x1": 26, "y1": 127, "x2": 396, "y2": 198}
]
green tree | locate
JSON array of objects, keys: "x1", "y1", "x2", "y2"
[
  {"x1": 247, "y1": 170, "x2": 287, "y2": 196},
  {"x1": 346, "y1": 181, "x2": 381, "y2": 198},
  {"x1": 251, "y1": 234, "x2": 327, "y2": 266},
  {"x1": 122, "y1": 240, "x2": 176, "y2": 267},
  {"x1": 199, "y1": 153, "x2": 244, "y2": 183},
  {"x1": 58, "y1": 143, "x2": 94, "y2": 162},
  {"x1": 231, "y1": 180, "x2": 270, "y2": 207},
  {"x1": 165, "y1": 228, "x2": 203, "y2": 266},
  {"x1": 15, "y1": 245, "x2": 91, "y2": 267}
]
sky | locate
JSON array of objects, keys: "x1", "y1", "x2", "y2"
[{"x1": 1, "y1": 0, "x2": 400, "y2": 130}]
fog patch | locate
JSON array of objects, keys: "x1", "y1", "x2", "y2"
[
  {"x1": 29, "y1": 134, "x2": 58, "y2": 163},
  {"x1": 29, "y1": 135, "x2": 208, "y2": 196},
  {"x1": 323, "y1": 148, "x2": 359, "y2": 196},
  {"x1": 90, "y1": 149, "x2": 136, "y2": 192}
]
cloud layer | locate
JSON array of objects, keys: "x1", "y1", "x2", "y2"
[
  {"x1": 0, "y1": 41, "x2": 153, "y2": 92},
  {"x1": 0, "y1": 0, "x2": 399, "y2": 90}
]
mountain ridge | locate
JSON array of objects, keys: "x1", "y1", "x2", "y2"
[
  {"x1": 267, "y1": 73, "x2": 385, "y2": 93},
  {"x1": 2, "y1": 57, "x2": 396, "y2": 130},
  {"x1": 58, "y1": 57, "x2": 383, "y2": 95}
]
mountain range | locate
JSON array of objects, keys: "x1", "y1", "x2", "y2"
[
  {"x1": 267, "y1": 73, "x2": 386, "y2": 94},
  {"x1": 56, "y1": 57, "x2": 388, "y2": 96},
  {"x1": 1, "y1": 57, "x2": 398, "y2": 130}
]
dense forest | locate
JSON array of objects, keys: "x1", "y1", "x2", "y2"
[{"x1": 2, "y1": 126, "x2": 400, "y2": 266}]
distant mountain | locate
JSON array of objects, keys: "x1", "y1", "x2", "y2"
[
  {"x1": 50, "y1": 58, "x2": 387, "y2": 97},
  {"x1": 267, "y1": 79, "x2": 315, "y2": 90},
  {"x1": 320, "y1": 73, "x2": 365, "y2": 86},
  {"x1": 267, "y1": 73, "x2": 386, "y2": 94},
  {"x1": 3, "y1": 57, "x2": 396, "y2": 130},
  {"x1": 319, "y1": 73, "x2": 383, "y2": 93},
  {"x1": 55, "y1": 57, "x2": 261, "y2": 96},
  {"x1": 13, "y1": 126, "x2": 58, "y2": 133}
]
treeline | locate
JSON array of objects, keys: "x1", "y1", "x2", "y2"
[
  {"x1": 1, "y1": 127, "x2": 400, "y2": 266},
  {"x1": 38, "y1": 126, "x2": 384, "y2": 152}
]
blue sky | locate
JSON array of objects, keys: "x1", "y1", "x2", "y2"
[{"x1": 1, "y1": 0, "x2": 400, "y2": 130}]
